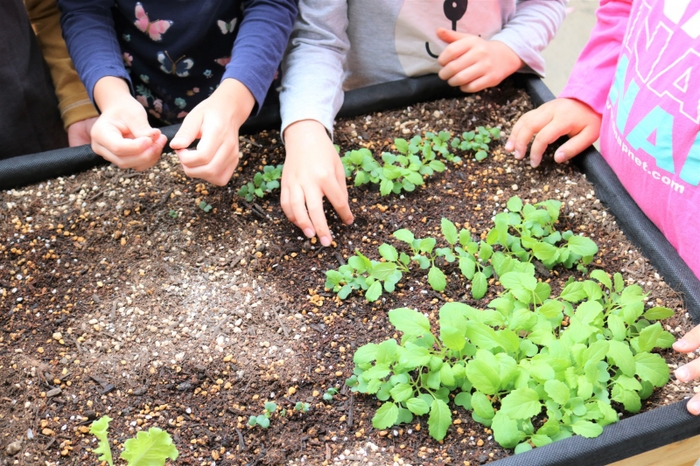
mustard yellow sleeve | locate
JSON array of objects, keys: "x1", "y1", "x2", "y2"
[{"x1": 24, "y1": 0, "x2": 98, "y2": 129}]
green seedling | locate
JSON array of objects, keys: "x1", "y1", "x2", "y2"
[
  {"x1": 168, "y1": 209, "x2": 179, "y2": 219},
  {"x1": 324, "y1": 249, "x2": 407, "y2": 302},
  {"x1": 451, "y1": 126, "x2": 502, "y2": 161},
  {"x1": 326, "y1": 197, "x2": 598, "y2": 302},
  {"x1": 294, "y1": 401, "x2": 310, "y2": 412},
  {"x1": 486, "y1": 196, "x2": 597, "y2": 271},
  {"x1": 248, "y1": 401, "x2": 278, "y2": 429},
  {"x1": 198, "y1": 200, "x2": 212, "y2": 213},
  {"x1": 340, "y1": 127, "x2": 498, "y2": 197},
  {"x1": 323, "y1": 387, "x2": 339, "y2": 402},
  {"x1": 90, "y1": 415, "x2": 178, "y2": 466},
  {"x1": 238, "y1": 164, "x2": 283, "y2": 201},
  {"x1": 348, "y1": 269, "x2": 674, "y2": 449}
]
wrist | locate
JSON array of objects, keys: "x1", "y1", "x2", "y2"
[
  {"x1": 491, "y1": 40, "x2": 524, "y2": 74},
  {"x1": 284, "y1": 120, "x2": 330, "y2": 143},
  {"x1": 217, "y1": 78, "x2": 256, "y2": 124},
  {"x1": 93, "y1": 76, "x2": 132, "y2": 112}
]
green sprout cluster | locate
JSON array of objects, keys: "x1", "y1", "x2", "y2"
[{"x1": 325, "y1": 196, "x2": 597, "y2": 303}]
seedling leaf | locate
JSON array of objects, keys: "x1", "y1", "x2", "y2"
[
  {"x1": 428, "y1": 399, "x2": 451, "y2": 441},
  {"x1": 120, "y1": 427, "x2": 179, "y2": 466},
  {"x1": 373, "y1": 402, "x2": 399, "y2": 429},
  {"x1": 90, "y1": 415, "x2": 114, "y2": 466}
]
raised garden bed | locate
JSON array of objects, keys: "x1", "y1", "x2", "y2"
[{"x1": 1, "y1": 75, "x2": 700, "y2": 465}]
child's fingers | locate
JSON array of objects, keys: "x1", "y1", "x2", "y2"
[
  {"x1": 528, "y1": 121, "x2": 570, "y2": 168},
  {"x1": 92, "y1": 139, "x2": 161, "y2": 171},
  {"x1": 674, "y1": 324, "x2": 700, "y2": 353},
  {"x1": 436, "y1": 27, "x2": 465, "y2": 44},
  {"x1": 552, "y1": 125, "x2": 599, "y2": 163},
  {"x1": 675, "y1": 357, "x2": 700, "y2": 383},
  {"x1": 506, "y1": 109, "x2": 552, "y2": 161},
  {"x1": 181, "y1": 140, "x2": 238, "y2": 186},
  {"x1": 436, "y1": 28, "x2": 476, "y2": 66},
  {"x1": 687, "y1": 393, "x2": 700, "y2": 416},
  {"x1": 279, "y1": 186, "x2": 299, "y2": 229},
  {"x1": 291, "y1": 189, "x2": 317, "y2": 240},
  {"x1": 334, "y1": 162, "x2": 354, "y2": 225},
  {"x1": 441, "y1": 59, "x2": 482, "y2": 88},
  {"x1": 323, "y1": 177, "x2": 352, "y2": 228},
  {"x1": 306, "y1": 191, "x2": 333, "y2": 247},
  {"x1": 170, "y1": 112, "x2": 203, "y2": 150},
  {"x1": 459, "y1": 74, "x2": 492, "y2": 93}
]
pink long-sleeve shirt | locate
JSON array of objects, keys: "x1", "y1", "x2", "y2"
[{"x1": 561, "y1": 0, "x2": 700, "y2": 279}]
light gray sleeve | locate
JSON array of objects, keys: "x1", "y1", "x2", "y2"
[
  {"x1": 279, "y1": 0, "x2": 349, "y2": 138},
  {"x1": 490, "y1": 0, "x2": 567, "y2": 77}
]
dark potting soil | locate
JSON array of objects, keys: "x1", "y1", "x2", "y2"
[{"x1": 1, "y1": 80, "x2": 697, "y2": 465}]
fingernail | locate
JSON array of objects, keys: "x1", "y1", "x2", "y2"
[
  {"x1": 513, "y1": 150, "x2": 521, "y2": 159},
  {"x1": 320, "y1": 236, "x2": 332, "y2": 247},
  {"x1": 674, "y1": 339, "x2": 690, "y2": 351},
  {"x1": 303, "y1": 228, "x2": 314, "y2": 238},
  {"x1": 345, "y1": 217, "x2": 354, "y2": 226},
  {"x1": 554, "y1": 150, "x2": 565, "y2": 162},
  {"x1": 675, "y1": 366, "x2": 690, "y2": 381},
  {"x1": 504, "y1": 141, "x2": 513, "y2": 151},
  {"x1": 689, "y1": 399, "x2": 700, "y2": 415}
]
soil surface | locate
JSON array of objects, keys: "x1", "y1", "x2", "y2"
[{"x1": 2, "y1": 80, "x2": 698, "y2": 466}]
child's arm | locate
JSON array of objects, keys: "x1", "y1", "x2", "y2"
[
  {"x1": 436, "y1": 0, "x2": 567, "y2": 92},
  {"x1": 506, "y1": 0, "x2": 633, "y2": 166},
  {"x1": 276, "y1": 0, "x2": 354, "y2": 246},
  {"x1": 26, "y1": 0, "x2": 98, "y2": 146},
  {"x1": 673, "y1": 325, "x2": 700, "y2": 415},
  {"x1": 490, "y1": 0, "x2": 568, "y2": 78},
  {"x1": 57, "y1": 0, "x2": 165, "y2": 164},
  {"x1": 171, "y1": 0, "x2": 298, "y2": 186}
]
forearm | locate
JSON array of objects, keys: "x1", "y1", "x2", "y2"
[
  {"x1": 559, "y1": 0, "x2": 633, "y2": 113},
  {"x1": 224, "y1": 0, "x2": 297, "y2": 112},
  {"x1": 490, "y1": 0, "x2": 567, "y2": 76},
  {"x1": 280, "y1": 0, "x2": 349, "y2": 137},
  {"x1": 56, "y1": 0, "x2": 130, "y2": 101},
  {"x1": 25, "y1": 0, "x2": 98, "y2": 128}
]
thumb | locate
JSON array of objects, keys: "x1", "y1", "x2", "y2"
[
  {"x1": 436, "y1": 27, "x2": 468, "y2": 44},
  {"x1": 170, "y1": 113, "x2": 202, "y2": 150}
]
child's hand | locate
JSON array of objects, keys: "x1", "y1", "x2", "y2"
[
  {"x1": 437, "y1": 28, "x2": 523, "y2": 93},
  {"x1": 281, "y1": 120, "x2": 353, "y2": 247},
  {"x1": 505, "y1": 98, "x2": 602, "y2": 167},
  {"x1": 91, "y1": 77, "x2": 167, "y2": 171},
  {"x1": 67, "y1": 117, "x2": 98, "y2": 147},
  {"x1": 170, "y1": 78, "x2": 255, "y2": 186},
  {"x1": 673, "y1": 324, "x2": 700, "y2": 415}
]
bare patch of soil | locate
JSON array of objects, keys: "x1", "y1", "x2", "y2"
[{"x1": 1, "y1": 80, "x2": 698, "y2": 465}]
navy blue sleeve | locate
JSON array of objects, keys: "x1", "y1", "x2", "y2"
[
  {"x1": 57, "y1": 0, "x2": 132, "y2": 103},
  {"x1": 225, "y1": 0, "x2": 298, "y2": 110}
]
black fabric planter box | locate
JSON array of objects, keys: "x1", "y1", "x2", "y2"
[{"x1": 2, "y1": 74, "x2": 700, "y2": 465}]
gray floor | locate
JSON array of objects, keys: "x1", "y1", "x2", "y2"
[{"x1": 541, "y1": 0, "x2": 598, "y2": 96}]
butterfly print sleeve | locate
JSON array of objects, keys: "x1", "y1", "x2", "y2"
[
  {"x1": 224, "y1": 0, "x2": 298, "y2": 113},
  {"x1": 57, "y1": 0, "x2": 132, "y2": 103}
]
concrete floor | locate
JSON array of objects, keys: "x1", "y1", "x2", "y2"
[{"x1": 541, "y1": 0, "x2": 599, "y2": 96}]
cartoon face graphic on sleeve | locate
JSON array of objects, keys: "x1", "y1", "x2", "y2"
[{"x1": 395, "y1": 0, "x2": 502, "y2": 78}]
